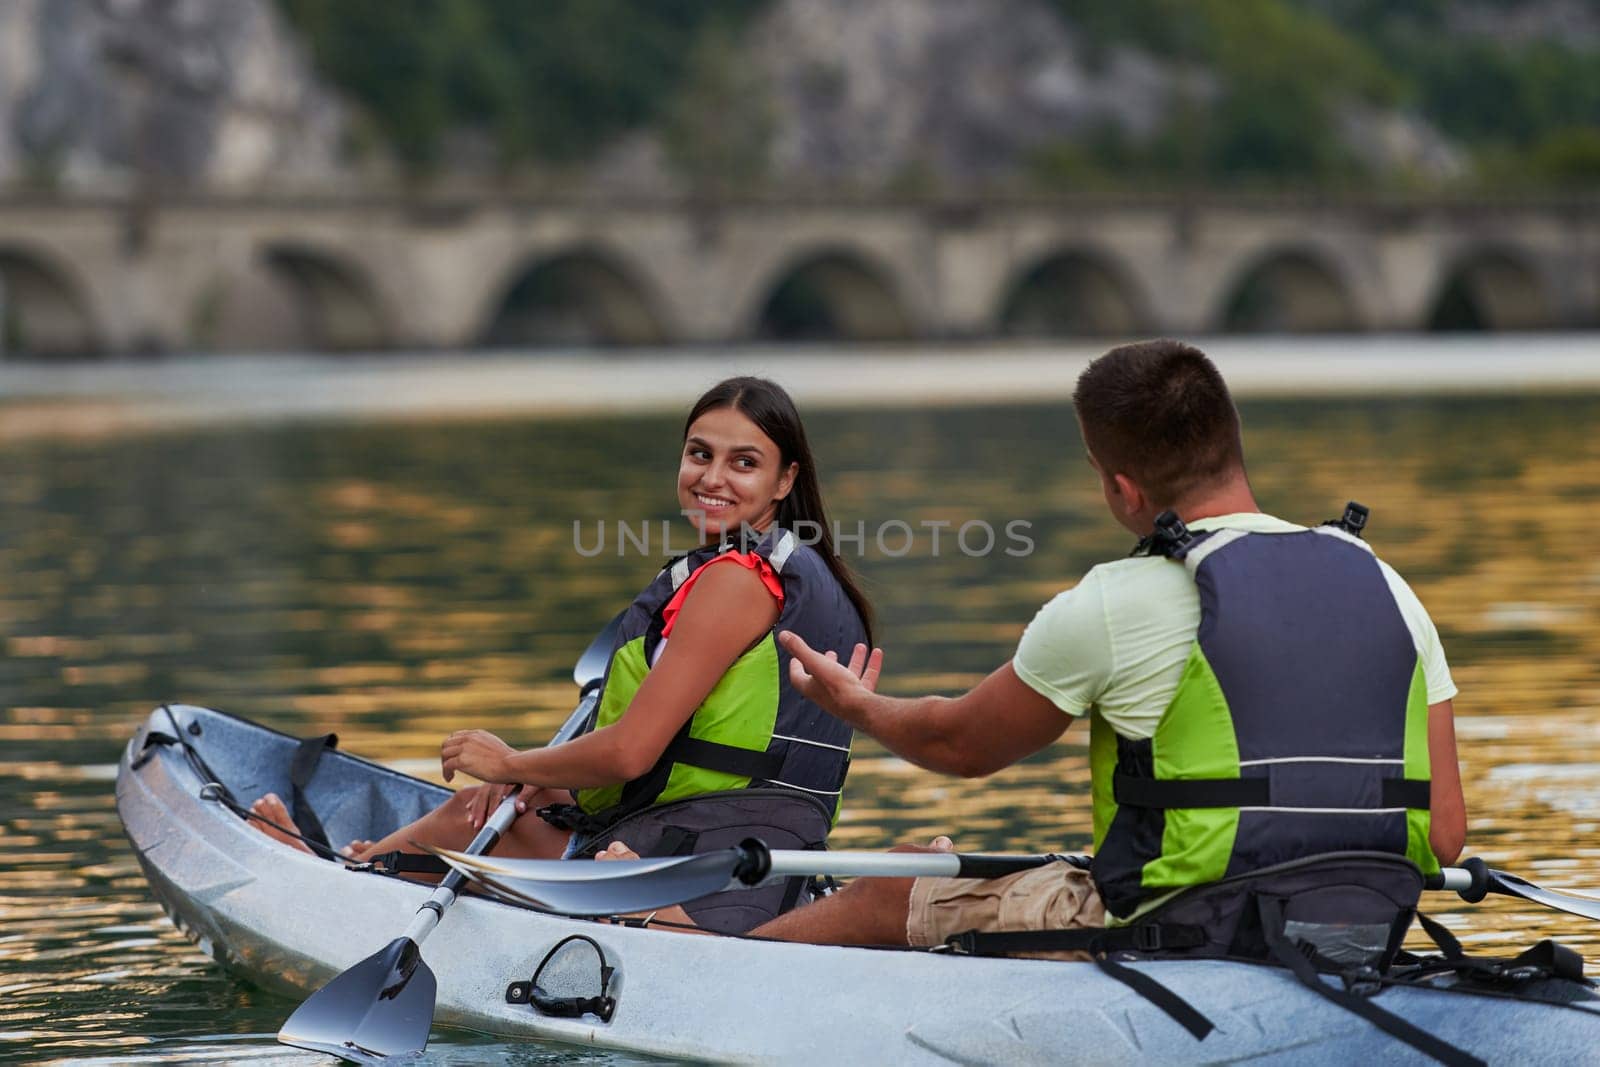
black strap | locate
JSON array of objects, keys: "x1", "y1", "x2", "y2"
[
  {"x1": 946, "y1": 922, "x2": 1207, "y2": 957},
  {"x1": 131, "y1": 729, "x2": 180, "y2": 769},
  {"x1": 659, "y1": 735, "x2": 786, "y2": 781},
  {"x1": 1114, "y1": 774, "x2": 1268, "y2": 808},
  {"x1": 1416, "y1": 911, "x2": 1465, "y2": 959},
  {"x1": 363, "y1": 850, "x2": 451, "y2": 876},
  {"x1": 1095, "y1": 957, "x2": 1216, "y2": 1040},
  {"x1": 1509, "y1": 939, "x2": 1587, "y2": 983},
  {"x1": 288, "y1": 733, "x2": 338, "y2": 853},
  {"x1": 656, "y1": 825, "x2": 700, "y2": 856},
  {"x1": 1114, "y1": 774, "x2": 1431, "y2": 811},
  {"x1": 1259, "y1": 896, "x2": 1484, "y2": 1067},
  {"x1": 1381, "y1": 778, "x2": 1432, "y2": 809}
]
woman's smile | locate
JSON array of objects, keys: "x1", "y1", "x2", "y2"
[{"x1": 678, "y1": 407, "x2": 798, "y2": 541}]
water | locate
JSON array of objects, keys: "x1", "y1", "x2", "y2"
[{"x1": 3, "y1": 353, "x2": 1600, "y2": 1062}]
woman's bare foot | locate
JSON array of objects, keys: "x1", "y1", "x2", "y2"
[
  {"x1": 247, "y1": 793, "x2": 313, "y2": 854},
  {"x1": 594, "y1": 841, "x2": 703, "y2": 931}
]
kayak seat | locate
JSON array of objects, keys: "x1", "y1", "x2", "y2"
[{"x1": 147, "y1": 705, "x2": 452, "y2": 859}]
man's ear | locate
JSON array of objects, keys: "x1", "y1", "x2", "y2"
[
  {"x1": 1112, "y1": 472, "x2": 1146, "y2": 518},
  {"x1": 775, "y1": 461, "x2": 799, "y2": 501}
]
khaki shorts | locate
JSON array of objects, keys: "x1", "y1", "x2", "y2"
[{"x1": 906, "y1": 860, "x2": 1106, "y2": 961}]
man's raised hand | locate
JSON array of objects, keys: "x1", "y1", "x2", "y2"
[{"x1": 777, "y1": 630, "x2": 884, "y2": 721}]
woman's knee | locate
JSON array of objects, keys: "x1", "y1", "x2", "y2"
[{"x1": 442, "y1": 786, "x2": 480, "y2": 817}]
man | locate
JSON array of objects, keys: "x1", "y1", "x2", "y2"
[{"x1": 756, "y1": 338, "x2": 1466, "y2": 950}]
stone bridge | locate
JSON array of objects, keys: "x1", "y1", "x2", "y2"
[{"x1": 1, "y1": 190, "x2": 1596, "y2": 356}]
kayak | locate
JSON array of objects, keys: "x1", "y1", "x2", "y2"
[{"x1": 118, "y1": 704, "x2": 1600, "y2": 1064}]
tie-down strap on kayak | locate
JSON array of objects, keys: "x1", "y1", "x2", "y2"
[
  {"x1": 944, "y1": 924, "x2": 1215, "y2": 1040},
  {"x1": 1258, "y1": 896, "x2": 1484, "y2": 1067},
  {"x1": 287, "y1": 733, "x2": 338, "y2": 854}
]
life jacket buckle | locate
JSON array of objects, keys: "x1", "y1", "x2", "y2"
[
  {"x1": 1322, "y1": 500, "x2": 1370, "y2": 538},
  {"x1": 1134, "y1": 510, "x2": 1196, "y2": 558}
]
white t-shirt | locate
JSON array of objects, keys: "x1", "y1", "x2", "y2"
[{"x1": 1013, "y1": 513, "x2": 1457, "y2": 741}]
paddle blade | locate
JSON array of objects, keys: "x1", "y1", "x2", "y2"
[
  {"x1": 431, "y1": 845, "x2": 742, "y2": 916},
  {"x1": 574, "y1": 610, "x2": 625, "y2": 688},
  {"x1": 278, "y1": 936, "x2": 437, "y2": 1061},
  {"x1": 1489, "y1": 870, "x2": 1600, "y2": 922}
]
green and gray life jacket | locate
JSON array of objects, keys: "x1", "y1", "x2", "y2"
[
  {"x1": 572, "y1": 527, "x2": 866, "y2": 830},
  {"x1": 1090, "y1": 509, "x2": 1437, "y2": 920}
]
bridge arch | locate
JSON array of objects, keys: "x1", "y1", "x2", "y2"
[
  {"x1": 997, "y1": 247, "x2": 1148, "y2": 337},
  {"x1": 1217, "y1": 246, "x2": 1364, "y2": 333},
  {"x1": 479, "y1": 247, "x2": 669, "y2": 347},
  {"x1": 0, "y1": 244, "x2": 101, "y2": 357},
  {"x1": 193, "y1": 243, "x2": 390, "y2": 352},
  {"x1": 1426, "y1": 246, "x2": 1554, "y2": 331},
  {"x1": 751, "y1": 248, "x2": 913, "y2": 342}
]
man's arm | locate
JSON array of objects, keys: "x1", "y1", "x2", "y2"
[
  {"x1": 779, "y1": 632, "x2": 1071, "y2": 777},
  {"x1": 1427, "y1": 698, "x2": 1466, "y2": 865}
]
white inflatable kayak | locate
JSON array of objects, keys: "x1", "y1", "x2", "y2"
[{"x1": 117, "y1": 704, "x2": 1600, "y2": 1064}]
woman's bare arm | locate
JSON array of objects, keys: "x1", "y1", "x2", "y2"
[{"x1": 442, "y1": 561, "x2": 780, "y2": 788}]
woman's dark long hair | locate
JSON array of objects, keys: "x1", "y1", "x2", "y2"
[{"x1": 685, "y1": 376, "x2": 874, "y2": 644}]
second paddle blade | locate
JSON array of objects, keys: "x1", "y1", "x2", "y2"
[
  {"x1": 1490, "y1": 870, "x2": 1600, "y2": 922},
  {"x1": 434, "y1": 846, "x2": 742, "y2": 916},
  {"x1": 278, "y1": 936, "x2": 437, "y2": 1062}
]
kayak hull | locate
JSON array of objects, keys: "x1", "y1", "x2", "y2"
[{"x1": 117, "y1": 705, "x2": 1600, "y2": 1065}]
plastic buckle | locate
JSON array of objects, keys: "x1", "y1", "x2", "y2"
[
  {"x1": 1132, "y1": 924, "x2": 1164, "y2": 952},
  {"x1": 943, "y1": 931, "x2": 979, "y2": 956},
  {"x1": 1340, "y1": 502, "x2": 1369, "y2": 538},
  {"x1": 1341, "y1": 965, "x2": 1383, "y2": 997}
]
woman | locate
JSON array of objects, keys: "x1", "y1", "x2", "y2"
[{"x1": 249, "y1": 376, "x2": 874, "y2": 931}]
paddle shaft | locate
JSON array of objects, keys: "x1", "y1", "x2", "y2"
[
  {"x1": 755, "y1": 844, "x2": 1489, "y2": 897},
  {"x1": 759, "y1": 848, "x2": 1070, "y2": 881},
  {"x1": 400, "y1": 794, "x2": 521, "y2": 944},
  {"x1": 402, "y1": 620, "x2": 619, "y2": 941}
]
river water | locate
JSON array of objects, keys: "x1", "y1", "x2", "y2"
[{"x1": 3, "y1": 341, "x2": 1600, "y2": 1063}]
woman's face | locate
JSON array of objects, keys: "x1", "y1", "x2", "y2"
[{"x1": 678, "y1": 406, "x2": 798, "y2": 543}]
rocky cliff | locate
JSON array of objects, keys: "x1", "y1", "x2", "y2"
[{"x1": 0, "y1": 0, "x2": 355, "y2": 190}]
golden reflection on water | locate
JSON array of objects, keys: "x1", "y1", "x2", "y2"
[{"x1": 2, "y1": 394, "x2": 1600, "y2": 1058}]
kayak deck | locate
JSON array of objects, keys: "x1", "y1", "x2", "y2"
[{"x1": 117, "y1": 705, "x2": 1600, "y2": 1065}]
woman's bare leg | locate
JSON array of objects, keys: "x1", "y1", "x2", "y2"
[
  {"x1": 347, "y1": 785, "x2": 576, "y2": 865},
  {"x1": 594, "y1": 841, "x2": 704, "y2": 931},
  {"x1": 247, "y1": 785, "x2": 575, "y2": 871},
  {"x1": 592, "y1": 837, "x2": 955, "y2": 943}
]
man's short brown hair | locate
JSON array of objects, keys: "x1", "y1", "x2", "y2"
[{"x1": 1072, "y1": 339, "x2": 1245, "y2": 506}]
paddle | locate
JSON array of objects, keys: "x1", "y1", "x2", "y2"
[
  {"x1": 277, "y1": 615, "x2": 622, "y2": 1061},
  {"x1": 429, "y1": 840, "x2": 1600, "y2": 924},
  {"x1": 549, "y1": 610, "x2": 624, "y2": 747}
]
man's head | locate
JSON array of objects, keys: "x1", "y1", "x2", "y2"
[{"x1": 1072, "y1": 339, "x2": 1248, "y2": 532}]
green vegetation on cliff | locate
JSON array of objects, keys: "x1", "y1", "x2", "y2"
[
  {"x1": 1065, "y1": 0, "x2": 1600, "y2": 186},
  {"x1": 276, "y1": 0, "x2": 768, "y2": 169},
  {"x1": 279, "y1": 0, "x2": 1599, "y2": 188}
]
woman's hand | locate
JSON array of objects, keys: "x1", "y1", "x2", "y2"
[
  {"x1": 440, "y1": 729, "x2": 517, "y2": 785},
  {"x1": 461, "y1": 782, "x2": 539, "y2": 829}
]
